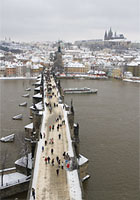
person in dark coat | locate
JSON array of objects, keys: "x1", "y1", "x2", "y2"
[
  {"x1": 58, "y1": 134, "x2": 61, "y2": 139},
  {"x1": 51, "y1": 148, "x2": 53, "y2": 154},
  {"x1": 51, "y1": 158, "x2": 54, "y2": 166},
  {"x1": 48, "y1": 156, "x2": 50, "y2": 164},
  {"x1": 56, "y1": 168, "x2": 59, "y2": 176},
  {"x1": 32, "y1": 188, "x2": 35, "y2": 199},
  {"x1": 56, "y1": 156, "x2": 59, "y2": 163}
]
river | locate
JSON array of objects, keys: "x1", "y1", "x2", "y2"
[{"x1": 0, "y1": 78, "x2": 139, "y2": 200}]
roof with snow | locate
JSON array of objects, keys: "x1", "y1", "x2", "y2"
[
  {"x1": 33, "y1": 93, "x2": 42, "y2": 98},
  {"x1": 24, "y1": 123, "x2": 33, "y2": 130},
  {"x1": 15, "y1": 153, "x2": 32, "y2": 169}
]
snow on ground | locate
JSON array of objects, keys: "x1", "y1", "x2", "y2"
[
  {"x1": 0, "y1": 172, "x2": 27, "y2": 188},
  {"x1": 30, "y1": 80, "x2": 47, "y2": 195},
  {"x1": 30, "y1": 77, "x2": 82, "y2": 199},
  {"x1": 61, "y1": 104, "x2": 82, "y2": 199},
  {"x1": 62, "y1": 105, "x2": 74, "y2": 157},
  {"x1": 67, "y1": 170, "x2": 82, "y2": 200}
]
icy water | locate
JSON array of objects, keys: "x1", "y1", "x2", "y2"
[{"x1": 0, "y1": 78, "x2": 140, "y2": 200}]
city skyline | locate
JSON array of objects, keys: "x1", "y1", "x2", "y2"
[{"x1": 0, "y1": 0, "x2": 139, "y2": 42}]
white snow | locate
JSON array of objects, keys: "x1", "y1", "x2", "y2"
[
  {"x1": 24, "y1": 123, "x2": 33, "y2": 130},
  {"x1": 0, "y1": 77, "x2": 36, "y2": 80},
  {"x1": 0, "y1": 167, "x2": 16, "y2": 173},
  {"x1": 15, "y1": 153, "x2": 32, "y2": 169},
  {"x1": 0, "y1": 133, "x2": 15, "y2": 142},
  {"x1": 33, "y1": 93, "x2": 42, "y2": 98},
  {"x1": 0, "y1": 172, "x2": 27, "y2": 188},
  {"x1": 34, "y1": 86, "x2": 40, "y2": 91},
  {"x1": 30, "y1": 80, "x2": 48, "y2": 198},
  {"x1": 30, "y1": 78, "x2": 82, "y2": 200},
  {"x1": 35, "y1": 80, "x2": 41, "y2": 85},
  {"x1": 35, "y1": 101, "x2": 43, "y2": 110},
  {"x1": 30, "y1": 101, "x2": 43, "y2": 111},
  {"x1": 62, "y1": 105, "x2": 74, "y2": 157},
  {"x1": 67, "y1": 170, "x2": 82, "y2": 200},
  {"x1": 61, "y1": 105, "x2": 82, "y2": 199},
  {"x1": 78, "y1": 154, "x2": 88, "y2": 166},
  {"x1": 82, "y1": 175, "x2": 90, "y2": 182}
]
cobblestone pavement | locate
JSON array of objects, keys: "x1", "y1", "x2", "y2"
[{"x1": 35, "y1": 78, "x2": 70, "y2": 200}]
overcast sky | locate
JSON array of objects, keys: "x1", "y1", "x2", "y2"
[{"x1": 0, "y1": 0, "x2": 139, "y2": 42}]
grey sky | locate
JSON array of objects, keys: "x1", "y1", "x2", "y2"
[{"x1": 0, "y1": 0, "x2": 139, "y2": 42}]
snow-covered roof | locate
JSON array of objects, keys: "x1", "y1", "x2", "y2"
[
  {"x1": 30, "y1": 101, "x2": 43, "y2": 111},
  {"x1": 31, "y1": 65, "x2": 39, "y2": 70},
  {"x1": 78, "y1": 154, "x2": 88, "y2": 166},
  {"x1": 31, "y1": 56, "x2": 40, "y2": 63},
  {"x1": 127, "y1": 61, "x2": 139, "y2": 66},
  {"x1": 24, "y1": 123, "x2": 33, "y2": 130},
  {"x1": 15, "y1": 153, "x2": 32, "y2": 169},
  {"x1": 33, "y1": 93, "x2": 42, "y2": 98},
  {"x1": 34, "y1": 86, "x2": 40, "y2": 91},
  {"x1": 0, "y1": 172, "x2": 27, "y2": 188},
  {"x1": 65, "y1": 62, "x2": 85, "y2": 68},
  {"x1": 35, "y1": 80, "x2": 41, "y2": 85}
]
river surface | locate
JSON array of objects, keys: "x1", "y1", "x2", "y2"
[{"x1": 0, "y1": 78, "x2": 139, "y2": 200}]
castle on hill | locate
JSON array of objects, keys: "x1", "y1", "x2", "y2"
[{"x1": 104, "y1": 28, "x2": 125, "y2": 40}]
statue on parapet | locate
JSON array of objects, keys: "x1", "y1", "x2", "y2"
[{"x1": 71, "y1": 99, "x2": 74, "y2": 114}]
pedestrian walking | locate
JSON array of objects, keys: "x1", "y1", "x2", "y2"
[
  {"x1": 63, "y1": 152, "x2": 66, "y2": 157},
  {"x1": 61, "y1": 161, "x2": 64, "y2": 169},
  {"x1": 51, "y1": 158, "x2": 54, "y2": 166},
  {"x1": 58, "y1": 133, "x2": 61, "y2": 139},
  {"x1": 51, "y1": 148, "x2": 53, "y2": 154},
  {"x1": 45, "y1": 157, "x2": 47, "y2": 164},
  {"x1": 62, "y1": 120, "x2": 65, "y2": 125},
  {"x1": 56, "y1": 168, "x2": 59, "y2": 176},
  {"x1": 49, "y1": 125, "x2": 51, "y2": 131},
  {"x1": 42, "y1": 146, "x2": 44, "y2": 152},
  {"x1": 43, "y1": 132, "x2": 45, "y2": 138},
  {"x1": 48, "y1": 156, "x2": 50, "y2": 164},
  {"x1": 52, "y1": 125, "x2": 54, "y2": 130},
  {"x1": 56, "y1": 156, "x2": 59, "y2": 163},
  {"x1": 58, "y1": 159, "x2": 61, "y2": 168},
  {"x1": 45, "y1": 140, "x2": 47, "y2": 146},
  {"x1": 51, "y1": 138, "x2": 54, "y2": 144},
  {"x1": 32, "y1": 188, "x2": 35, "y2": 199},
  {"x1": 40, "y1": 132, "x2": 42, "y2": 139}
]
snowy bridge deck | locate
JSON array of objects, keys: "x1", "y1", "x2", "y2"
[{"x1": 29, "y1": 77, "x2": 82, "y2": 200}]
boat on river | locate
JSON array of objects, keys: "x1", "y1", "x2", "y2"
[
  {"x1": 0, "y1": 133, "x2": 15, "y2": 142},
  {"x1": 22, "y1": 93, "x2": 30, "y2": 98},
  {"x1": 12, "y1": 114, "x2": 23, "y2": 120},
  {"x1": 19, "y1": 102, "x2": 27, "y2": 106},
  {"x1": 63, "y1": 87, "x2": 98, "y2": 94}
]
